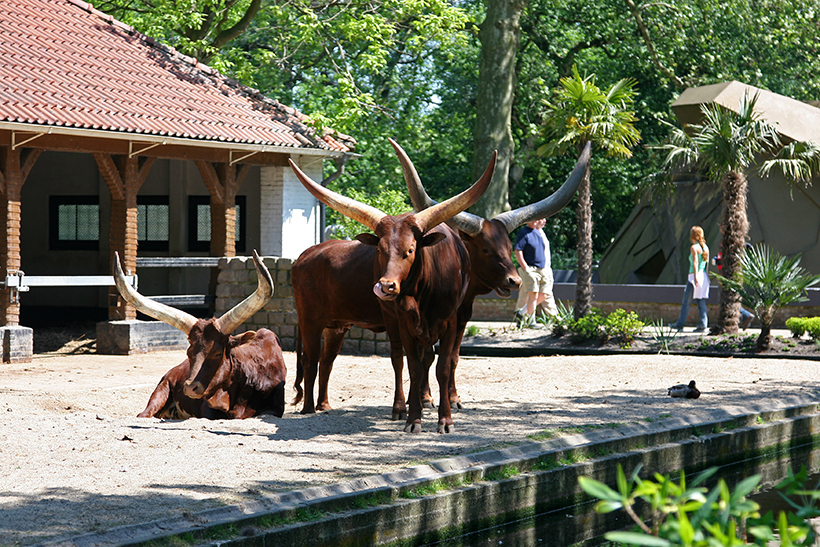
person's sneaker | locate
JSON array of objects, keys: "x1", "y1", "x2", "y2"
[
  {"x1": 513, "y1": 309, "x2": 526, "y2": 328},
  {"x1": 693, "y1": 327, "x2": 706, "y2": 333},
  {"x1": 669, "y1": 323, "x2": 683, "y2": 331},
  {"x1": 741, "y1": 314, "x2": 755, "y2": 330}
]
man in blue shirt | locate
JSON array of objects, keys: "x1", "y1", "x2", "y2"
[{"x1": 513, "y1": 218, "x2": 557, "y2": 325}]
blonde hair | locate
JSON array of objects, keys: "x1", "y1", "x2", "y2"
[{"x1": 690, "y1": 226, "x2": 708, "y2": 260}]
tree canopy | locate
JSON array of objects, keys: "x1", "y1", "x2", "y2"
[{"x1": 96, "y1": 0, "x2": 820, "y2": 256}]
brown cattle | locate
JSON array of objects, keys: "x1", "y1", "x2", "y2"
[
  {"x1": 290, "y1": 142, "x2": 495, "y2": 420},
  {"x1": 289, "y1": 148, "x2": 492, "y2": 433},
  {"x1": 407, "y1": 142, "x2": 593, "y2": 408},
  {"x1": 113, "y1": 250, "x2": 287, "y2": 420}
]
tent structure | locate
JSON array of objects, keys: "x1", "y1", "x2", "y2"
[
  {"x1": 599, "y1": 81, "x2": 820, "y2": 285},
  {"x1": 0, "y1": 0, "x2": 354, "y2": 360}
]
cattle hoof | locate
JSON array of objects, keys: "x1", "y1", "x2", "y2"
[
  {"x1": 451, "y1": 399, "x2": 463, "y2": 411},
  {"x1": 437, "y1": 421, "x2": 455, "y2": 434},
  {"x1": 422, "y1": 400, "x2": 435, "y2": 409},
  {"x1": 316, "y1": 403, "x2": 333, "y2": 412},
  {"x1": 300, "y1": 407, "x2": 316, "y2": 415},
  {"x1": 404, "y1": 421, "x2": 423, "y2": 434},
  {"x1": 392, "y1": 411, "x2": 407, "y2": 421}
]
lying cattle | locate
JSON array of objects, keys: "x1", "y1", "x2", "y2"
[
  {"x1": 290, "y1": 151, "x2": 491, "y2": 433},
  {"x1": 112, "y1": 250, "x2": 287, "y2": 420},
  {"x1": 290, "y1": 142, "x2": 495, "y2": 420},
  {"x1": 406, "y1": 142, "x2": 592, "y2": 408}
]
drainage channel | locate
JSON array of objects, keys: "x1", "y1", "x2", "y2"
[
  {"x1": 44, "y1": 402, "x2": 820, "y2": 547},
  {"x1": 424, "y1": 434, "x2": 820, "y2": 547}
]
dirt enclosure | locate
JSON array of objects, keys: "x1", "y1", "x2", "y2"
[{"x1": 2, "y1": 333, "x2": 820, "y2": 545}]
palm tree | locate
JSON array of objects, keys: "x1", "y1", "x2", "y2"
[
  {"x1": 538, "y1": 66, "x2": 641, "y2": 319},
  {"x1": 714, "y1": 245, "x2": 820, "y2": 351},
  {"x1": 656, "y1": 91, "x2": 820, "y2": 334}
]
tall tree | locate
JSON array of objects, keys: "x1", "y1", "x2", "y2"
[
  {"x1": 656, "y1": 91, "x2": 820, "y2": 333},
  {"x1": 470, "y1": 0, "x2": 527, "y2": 219},
  {"x1": 538, "y1": 67, "x2": 640, "y2": 319}
]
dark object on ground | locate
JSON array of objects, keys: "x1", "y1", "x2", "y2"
[{"x1": 668, "y1": 380, "x2": 701, "y2": 399}]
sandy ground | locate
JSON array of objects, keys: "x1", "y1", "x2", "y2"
[{"x1": 3, "y1": 340, "x2": 820, "y2": 546}]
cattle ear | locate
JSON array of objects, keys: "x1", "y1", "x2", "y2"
[
  {"x1": 421, "y1": 232, "x2": 446, "y2": 247},
  {"x1": 229, "y1": 330, "x2": 257, "y2": 348},
  {"x1": 355, "y1": 233, "x2": 380, "y2": 246}
]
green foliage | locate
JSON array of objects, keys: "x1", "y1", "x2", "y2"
[
  {"x1": 564, "y1": 307, "x2": 644, "y2": 348},
  {"x1": 579, "y1": 464, "x2": 820, "y2": 546},
  {"x1": 714, "y1": 245, "x2": 820, "y2": 332},
  {"x1": 546, "y1": 299, "x2": 575, "y2": 337},
  {"x1": 325, "y1": 187, "x2": 411, "y2": 240},
  {"x1": 649, "y1": 320, "x2": 681, "y2": 355},
  {"x1": 788, "y1": 317, "x2": 820, "y2": 342},
  {"x1": 568, "y1": 307, "x2": 607, "y2": 342},
  {"x1": 603, "y1": 309, "x2": 645, "y2": 348},
  {"x1": 538, "y1": 65, "x2": 641, "y2": 160}
]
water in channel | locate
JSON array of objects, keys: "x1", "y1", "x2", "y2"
[{"x1": 420, "y1": 440, "x2": 820, "y2": 547}]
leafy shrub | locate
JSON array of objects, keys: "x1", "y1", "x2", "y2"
[
  {"x1": 579, "y1": 464, "x2": 820, "y2": 546},
  {"x1": 547, "y1": 299, "x2": 574, "y2": 337},
  {"x1": 603, "y1": 309, "x2": 645, "y2": 349},
  {"x1": 568, "y1": 308, "x2": 606, "y2": 343},
  {"x1": 785, "y1": 317, "x2": 808, "y2": 337}
]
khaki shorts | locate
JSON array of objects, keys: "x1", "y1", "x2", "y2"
[{"x1": 519, "y1": 266, "x2": 554, "y2": 294}]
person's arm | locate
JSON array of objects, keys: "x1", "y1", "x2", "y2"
[
  {"x1": 515, "y1": 249, "x2": 528, "y2": 270},
  {"x1": 691, "y1": 245, "x2": 699, "y2": 286}
]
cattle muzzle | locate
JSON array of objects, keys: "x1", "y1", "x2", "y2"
[
  {"x1": 495, "y1": 273, "x2": 522, "y2": 298},
  {"x1": 183, "y1": 379, "x2": 206, "y2": 399},
  {"x1": 373, "y1": 280, "x2": 399, "y2": 301}
]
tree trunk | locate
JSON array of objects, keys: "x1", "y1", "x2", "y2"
[
  {"x1": 574, "y1": 148, "x2": 593, "y2": 319},
  {"x1": 755, "y1": 324, "x2": 771, "y2": 352},
  {"x1": 714, "y1": 170, "x2": 749, "y2": 334},
  {"x1": 471, "y1": 0, "x2": 528, "y2": 219}
]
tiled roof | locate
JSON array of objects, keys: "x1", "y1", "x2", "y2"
[{"x1": 0, "y1": 0, "x2": 354, "y2": 153}]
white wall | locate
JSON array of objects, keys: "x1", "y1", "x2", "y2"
[{"x1": 259, "y1": 156, "x2": 323, "y2": 259}]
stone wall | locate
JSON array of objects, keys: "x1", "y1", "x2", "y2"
[
  {"x1": 215, "y1": 255, "x2": 392, "y2": 354},
  {"x1": 218, "y1": 258, "x2": 820, "y2": 356}
]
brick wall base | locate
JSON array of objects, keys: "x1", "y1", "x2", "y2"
[
  {"x1": 96, "y1": 320, "x2": 188, "y2": 355},
  {"x1": 0, "y1": 325, "x2": 32, "y2": 363}
]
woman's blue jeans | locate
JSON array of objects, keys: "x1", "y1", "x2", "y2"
[{"x1": 671, "y1": 281, "x2": 708, "y2": 329}]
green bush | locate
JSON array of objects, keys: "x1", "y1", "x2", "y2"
[
  {"x1": 568, "y1": 308, "x2": 606, "y2": 343},
  {"x1": 579, "y1": 464, "x2": 820, "y2": 546},
  {"x1": 786, "y1": 316, "x2": 809, "y2": 337},
  {"x1": 806, "y1": 317, "x2": 820, "y2": 341},
  {"x1": 603, "y1": 309, "x2": 645, "y2": 349}
]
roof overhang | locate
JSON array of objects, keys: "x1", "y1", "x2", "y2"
[
  {"x1": 672, "y1": 81, "x2": 820, "y2": 145},
  {"x1": 0, "y1": 121, "x2": 347, "y2": 166}
]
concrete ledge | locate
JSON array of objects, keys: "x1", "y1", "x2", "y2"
[
  {"x1": 46, "y1": 401, "x2": 820, "y2": 547},
  {"x1": 95, "y1": 320, "x2": 188, "y2": 355}
]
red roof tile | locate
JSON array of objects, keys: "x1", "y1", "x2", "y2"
[{"x1": 0, "y1": 0, "x2": 354, "y2": 153}]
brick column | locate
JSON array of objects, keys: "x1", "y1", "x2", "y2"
[
  {"x1": 0, "y1": 147, "x2": 41, "y2": 326},
  {"x1": 94, "y1": 154, "x2": 154, "y2": 320}
]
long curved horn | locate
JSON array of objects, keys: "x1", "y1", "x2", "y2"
[
  {"x1": 112, "y1": 251, "x2": 198, "y2": 335},
  {"x1": 288, "y1": 158, "x2": 386, "y2": 231},
  {"x1": 389, "y1": 138, "x2": 496, "y2": 233},
  {"x1": 396, "y1": 137, "x2": 488, "y2": 236},
  {"x1": 493, "y1": 141, "x2": 592, "y2": 234},
  {"x1": 214, "y1": 250, "x2": 274, "y2": 334}
]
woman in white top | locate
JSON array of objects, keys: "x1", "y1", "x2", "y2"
[{"x1": 670, "y1": 226, "x2": 710, "y2": 332}]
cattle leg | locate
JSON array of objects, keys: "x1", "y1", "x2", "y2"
[
  {"x1": 137, "y1": 378, "x2": 172, "y2": 418},
  {"x1": 299, "y1": 326, "x2": 324, "y2": 414},
  {"x1": 316, "y1": 329, "x2": 347, "y2": 411},
  {"x1": 421, "y1": 347, "x2": 436, "y2": 409},
  {"x1": 400, "y1": 332, "x2": 426, "y2": 433},
  {"x1": 434, "y1": 321, "x2": 458, "y2": 434},
  {"x1": 384, "y1": 320, "x2": 408, "y2": 420}
]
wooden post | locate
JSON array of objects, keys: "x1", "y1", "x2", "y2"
[
  {"x1": 94, "y1": 153, "x2": 155, "y2": 321},
  {"x1": 196, "y1": 161, "x2": 250, "y2": 258},
  {"x1": 0, "y1": 146, "x2": 41, "y2": 326}
]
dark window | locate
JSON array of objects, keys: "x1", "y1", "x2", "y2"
[
  {"x1": 49, "y1": 196, "x2": 99, "y2": 250},
  {"x1": 187, "y1": 196, "x2": 246, "y2": 253},
  {"x1": 137, "y1": 196, "x2": 170, "y2": 252}
]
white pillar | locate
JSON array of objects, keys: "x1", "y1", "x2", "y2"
[{"x1": 260, "y1": 156, "x2": 323, "y2": 258}]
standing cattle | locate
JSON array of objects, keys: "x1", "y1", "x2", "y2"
[
  {"x1": 289, "y1": 150, "x2": 492, "y2": 433},
  {"x1": 406, "y1": 142, "x2": 592, "y2": 408},
  {"x1": 113, "y1": 250, "x2": 287, "y2": 420},
  {"x1": 290, "y1": 141, "x2": 495, "y2": 420}
]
